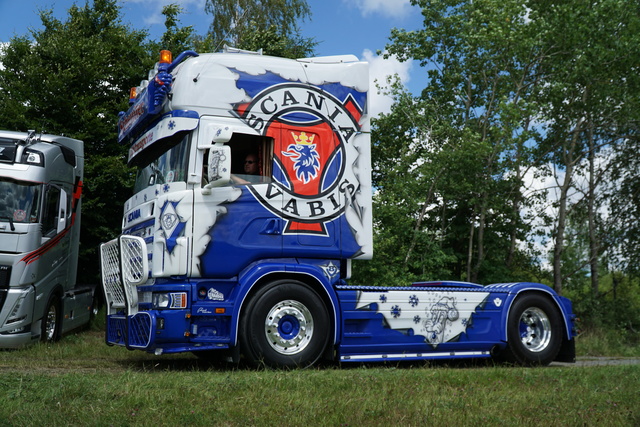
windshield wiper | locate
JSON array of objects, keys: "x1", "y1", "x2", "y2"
[{"x1": 0, "y1": 215, "x2": 15, "y2": 231}]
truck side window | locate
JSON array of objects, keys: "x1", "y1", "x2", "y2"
[
  {"x1": 41, "y1": 186, "x2": 61, "y2": 238},
  {"x1": 226, "y1": 134, "x2": 273, "y2": 186}
]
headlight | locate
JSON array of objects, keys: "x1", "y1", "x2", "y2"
[
  {"x1": 152, "y1": 292, "x2": 187, "y2": 309},
  {"x1": 21, "y1": 149, "x2": 44, "y2": 166}
]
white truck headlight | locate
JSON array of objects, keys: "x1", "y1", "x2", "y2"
[{"x1": 152, "y1": 292, "x2": 187, "y2": 309}]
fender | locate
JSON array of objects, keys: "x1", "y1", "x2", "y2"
[
  {"x1": 485, "y1": 282, "x2": 576, "y2": 342},
  {"x1": 229, "y1": 259, "x2": 342, "y2": 347}
]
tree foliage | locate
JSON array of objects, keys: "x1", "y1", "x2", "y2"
[
  {"x1": 239, "y1": 24, "x2": 317, "y2": 58},
  {"x1": 365, "y1": 0, "x2": 640, "y2": 302},
  {"x1": 0, "y1": 0, "x2": 155, "y2": 283},
  {"x1": 156, "y1": 4, "x2": 196, "y2": 54},
  {"x1": 203, "y1": 0, "x2": 314, "y2": 57},
  {"x1": 362, "y1": 0, "x2": 548, "y2": 286}
]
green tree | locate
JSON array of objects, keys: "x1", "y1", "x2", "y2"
[
  {"x1": 377, "y1": 0, "x2": 640, "y2": 295},
  {"x1": 157, "y1": 4, "x2": 196, "y2": 53},
  {"x1": 240, "y1": 24, "x2": 317, "y2": 58},
  {"x1": 0, "y1": 0, "x2": 155, "y2": 283},
  {"x1": 528, "y1": 1, "x2": 640, "y2": 294},
  {"x1": 352, "y1": 78, "x2": 455, "y2": 286},
  {"x1": 378, "y1": 0, "x2": 546, "y2": 285},
  {"x1": 203, "y1": 0, "x2": 314, "y2": 56}
]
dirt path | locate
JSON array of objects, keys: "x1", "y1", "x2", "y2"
[{"x1": 551, "y1": 357, "x2": 640, "y2": 367}]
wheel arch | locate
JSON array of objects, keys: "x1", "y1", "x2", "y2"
[
  {"x1": 501, "y1": 287, "x2": 575, "y2": 362},
  {"x1": 38, "y1": 284, "x2": 65, "y2": 341},
  {"x1": 37, "y1": 284, "x2": 64, "y2": 321},
  {"x1": 231, "y1": 264, "x2": 340, "y2": 350}
]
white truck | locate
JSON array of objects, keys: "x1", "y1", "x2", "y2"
[
  {"x1": 0, "y1": 130, "x2": 95, "y2": 348},
  {"x1": 100, "y1": 50, "x2": 576, "y2": 367}
]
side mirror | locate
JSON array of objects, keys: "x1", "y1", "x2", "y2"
[{"x1": 203, "y1": 144, "x2": 231, "y2": 193}]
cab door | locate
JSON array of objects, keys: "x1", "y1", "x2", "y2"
[
  {"x1": 192, "y1": 122, "x2": 283, "y2": 278},
  {"x1": 37, "y1": 184, "x2": 72, "y2": 287}
]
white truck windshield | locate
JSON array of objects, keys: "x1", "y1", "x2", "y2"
[{"x1": 133, "y1": 134, "x2": 191, "y2": 193}]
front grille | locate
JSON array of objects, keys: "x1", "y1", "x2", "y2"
[
  {"x1": 0, "y1": 265, "x2": 10, "y2": 311},
  {"x1": 0, "y1": 265, "x2": 10, "y2": 287},
  {"x1": 106, "y1": 315, "x2": 127, "y2": 346},
  {"x1": 128, "y1": 312, "x2": 153, "y2": 348},
  {"x1": 106, "y1": 313, "x2": 153, "y2": 349}
]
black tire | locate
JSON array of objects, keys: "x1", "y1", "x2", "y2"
[
  {"x1": 505, "y1": 294, "x2": 563, "y2": 366},
  {"x1": 240, "y1": 280, "x2": 330, "y2": 368},
  {"x1": 41, "y1": 294, "x2": 61, "y2": 343}
]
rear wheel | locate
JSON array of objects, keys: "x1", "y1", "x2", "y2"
[
  {"x1": 241, "y1": 280, "x2": 330, "y2": 368},
  {"x1": 506, "y1": 294, "x2": 563, "y2": 366},
  {"x1": 41, "y1": 294, "x2": 61, "y2": 343}
]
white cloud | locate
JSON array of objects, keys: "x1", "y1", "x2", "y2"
[
  {"x1": 345, "y1": 0, "x2": 413, "y2": 19},
  {"x1": 361, "y1": 49, "x2": 412, "y2": 117},
  {"x1": 0, "y1": 43, "x2": 5, "y2": 71}
]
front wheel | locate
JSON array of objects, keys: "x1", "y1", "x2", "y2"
[
  {"x1": 240, "y1": 280, "x2": 330, "y2": 368},
  {"x1": 505, "y1": 294, "x2": 563, "y2": 366},
  {"x1": 41, "y1": 294, "x2": 61, "y2": 343}
]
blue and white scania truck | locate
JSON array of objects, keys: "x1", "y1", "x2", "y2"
[
  {"x1": 100, "y1": 49, "x2": 576, "y2": 367},
  {"x1": 0, "y1": 130, "x2": 95, "y2": 348}
]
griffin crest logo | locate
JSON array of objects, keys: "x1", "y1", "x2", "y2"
[{"x1": 282, "y1": 132, "x2": 320, "y2": 184}]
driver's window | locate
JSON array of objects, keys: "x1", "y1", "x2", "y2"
[{"x1": 202, "y1": 134, "x2": 273, "y2": 187}]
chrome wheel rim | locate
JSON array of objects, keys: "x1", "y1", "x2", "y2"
[
  {"x1": 264, "y1": 299, "x2": 314, "y2": 355},
  {"x1": 44, "y1": 304, "x2": 57, "y2": 341},
  {"x1": 519, "y1": 307, "x2": 551, "y2": 352}
]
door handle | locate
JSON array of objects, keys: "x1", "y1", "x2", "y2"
[{"x1": 260, "y1": 218, "x2": 281, "y2": 235}]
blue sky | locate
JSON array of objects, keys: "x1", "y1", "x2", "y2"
[{"x1": 0, "y1": 0, "x2": 427, "y2": 116}]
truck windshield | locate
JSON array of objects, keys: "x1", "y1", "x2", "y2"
[
  {"x1": 133, "y1": 134, "x2": 191, "y2": 193},
  {"x1": 0, "y1": 179, "x2": 41, "y2": 224}
]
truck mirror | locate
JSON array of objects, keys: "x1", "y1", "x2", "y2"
[{"x1": 203, "y1": 144, "x2": 231, "y2": 192}]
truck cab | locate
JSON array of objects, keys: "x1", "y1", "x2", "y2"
[{"x1": 0, "y1": 130, "x2": 93, "y2": 348}]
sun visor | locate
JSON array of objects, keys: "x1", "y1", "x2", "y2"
[{"x1": 127, "y1": 111, "x2": 199, "y2": 166}]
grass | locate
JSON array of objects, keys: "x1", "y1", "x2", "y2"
[
  {"x1": 576, "y1": 327, "x2": 640, "y2": 358},
  {"x1": 0, "y1": 327, "x2": 638, "y2": 426}
]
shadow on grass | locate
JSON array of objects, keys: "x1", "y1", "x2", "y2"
[{"x1": 118, "y1": 352, "x2": 511, "y2": 373}]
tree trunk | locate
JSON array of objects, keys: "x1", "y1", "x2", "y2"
[
  {"x1": 553, "y1": 118, "x2": 585, "y2": 295},
  {"x1": 587, "y1": 119, "x2": 599, "y2": 297},
  {"x1": 404, "y1": 175, "x2": 440, "y2": 267},
  {"x1": 471, "y1": 196, "x2": 487, "y2": 283},
  {"x1": 466, "y1": 220, "x2": 475, "y2": 281}
]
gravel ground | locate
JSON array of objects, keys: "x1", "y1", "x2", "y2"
[{"x1": 551, "y1": 357, "x2": 640, "y2": 367}]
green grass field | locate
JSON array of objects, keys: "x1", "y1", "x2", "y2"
[{"x1": 0, "y1": 328, "x2": 638, "y2": 426}]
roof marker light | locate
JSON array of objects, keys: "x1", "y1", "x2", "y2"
[{"x1": 159, "y1": 50, "x2": 172, "y2": 64}]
